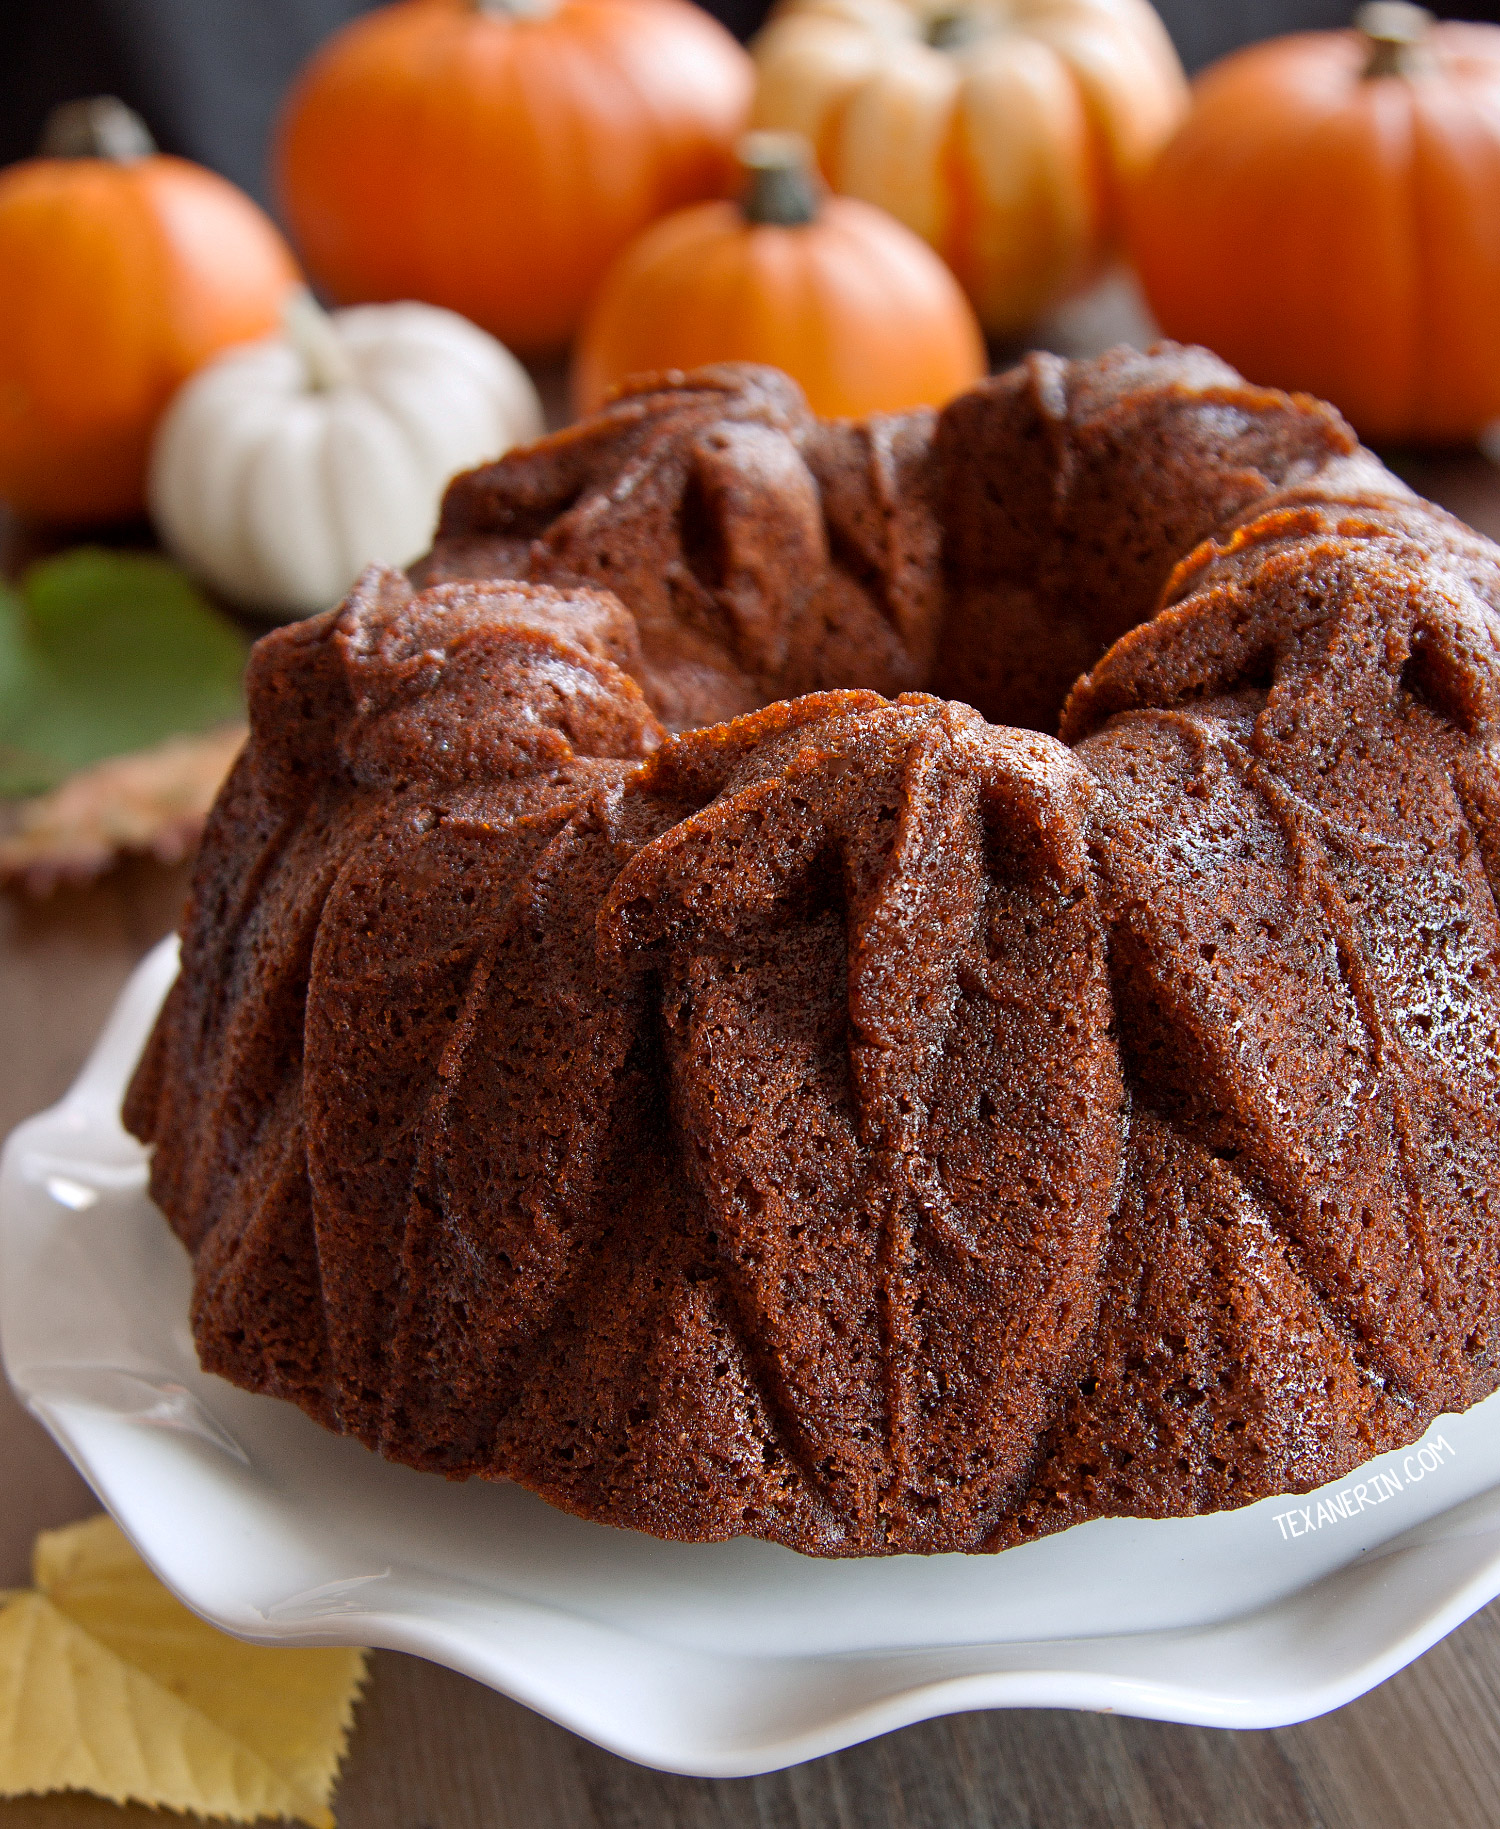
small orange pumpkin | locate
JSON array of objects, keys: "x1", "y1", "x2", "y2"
[
  {"x1": 276, "y1": 0, "x2": 754, "y2": 355},
  {"x1": 573, "y1": 133, "x2": 987, "y2": 417},
  {"x1": 0, "y1": 99, "x2": 300, "y2": 524},
  {"x1": 1129, "y1": 3, "x2": 1500, "y2": 443},
  {"x1": 751, "y1": 0, "x2": 1187, "y2": 336}
]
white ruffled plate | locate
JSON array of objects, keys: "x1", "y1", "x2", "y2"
[{"x1": 5, "y1": 935, "x2": 1500, "y2": 1776}]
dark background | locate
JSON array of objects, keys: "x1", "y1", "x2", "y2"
[{"x1": 9, "y1": 0, "x2": 1500, "y2": 214}]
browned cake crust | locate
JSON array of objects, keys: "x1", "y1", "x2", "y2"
[
  {"x1": 125, "y1": 346, "x2": 1500, "y2": 1555},
  {"x1": 413, "y1": 364, "x2": 943, "y2": 734}
]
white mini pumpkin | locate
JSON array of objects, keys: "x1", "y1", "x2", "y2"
[{"x1": 149, "y1": 293, "x2": 544, "y2": 616}]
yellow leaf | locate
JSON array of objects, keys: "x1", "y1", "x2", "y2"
[{"x1": 0, "y1": 1517, "x2": 368, "y2": 1826}]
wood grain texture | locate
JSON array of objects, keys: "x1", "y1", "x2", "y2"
[
  {"x1": 9, "y1": 455, "x2": 1500, "y2": 1828},
  {"x1": 0, "y1": 858, "x2": 193, "y2": 1593}
]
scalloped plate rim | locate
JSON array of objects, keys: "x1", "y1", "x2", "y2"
[{"x1": 4, "y1": 936, "x2": 1500, "y2": 1777}]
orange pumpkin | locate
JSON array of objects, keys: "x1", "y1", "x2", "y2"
[
  {"x1": 751, "y1": 0, "x2": 1187, "y2": 336},
  {"x1": 276, "y1": 0, "x2": 754, "y2": 355},
  {"x1": 573, "y1": 132, "x2": 987, "y2": 417},
  {"x1": 0, "y1": 99, "x2": 300, "y2": 524},
  {"x1": 1129, "y1": 3, "x2": 1500, "y2": 443}
]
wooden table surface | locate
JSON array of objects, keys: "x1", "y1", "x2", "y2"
[{"x1": 7, "y1": 451, "x2": 1500, "y2": 1829}]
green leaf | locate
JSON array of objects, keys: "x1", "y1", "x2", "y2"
[{"x1": 0, "y1": 550, "x2": 249, "y2": 798}]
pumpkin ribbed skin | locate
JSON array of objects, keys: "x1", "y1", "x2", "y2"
[
  {"x1": 150, "y1": 301, "x2": 544, "y2": 616},
  {"x1": 276, "y1": 0, "x2": 754, "y2": 355},
  {"x1": 573, "y1": 190, "x2": 986, "y2": 418},
  {"x1": 1129, "y1": 20, "x2": 1500, "y2": 443},
  {"x1": 751, "y1": 0, "x2": 1186, "y2": 335},
  {"x1": 0, "y1": 156, "x2": 298, "y2": 523}
]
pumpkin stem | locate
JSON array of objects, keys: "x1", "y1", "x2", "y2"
[
  {"x1": 283, "y1": 289, "x2": 356, "y2": 392},
  {"x1": 471, "y1": 0, "x2": 559, "y2": 18},
  {"x1": 38, "y1": 97, "x2": 155, "y2": 162},
  {"x1": 926, "y1": 11, "x2": 983, "y2": 51},
  {"x1": 1357, "y1": 2, "x2": 1435, "y2": 78},
  {"x1": 740, "y1": 132, "x2": 821, "y2": 229}
]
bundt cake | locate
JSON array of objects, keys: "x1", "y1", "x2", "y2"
[{"x1": 124, "y1": 345, "x2": 1500, "y2": 1556}]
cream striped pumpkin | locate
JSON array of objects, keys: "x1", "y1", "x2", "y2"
[{"x1": 751, "y1": 0, "x2": 1186, "y2": 334}]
